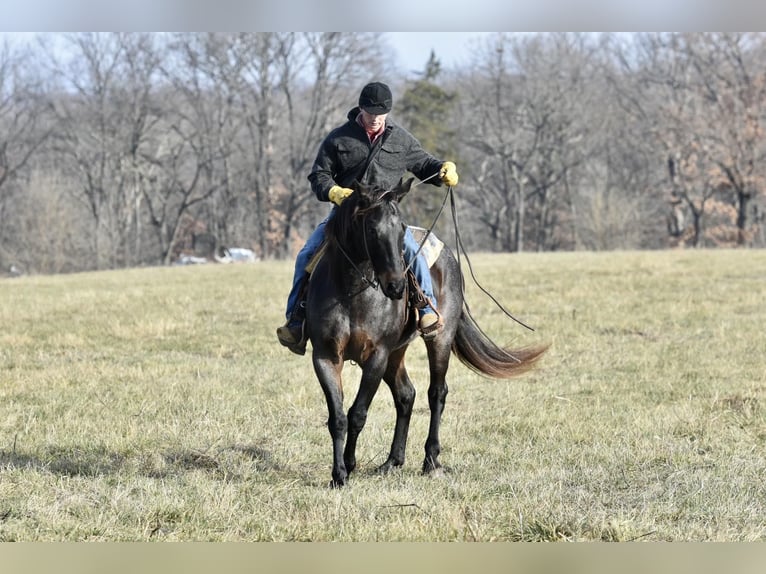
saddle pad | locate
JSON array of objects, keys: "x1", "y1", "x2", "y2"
[{"x1": 408, "y1": 226, "x2": 444, "y2": 269}]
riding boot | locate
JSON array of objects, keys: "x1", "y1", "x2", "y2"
[
  {"x1": 277, "y1": 277, "x2": 309, "y2": 355},
  {"x1": 418, "y1": 300, "x2": 443, "y2": 341},
  {"x1": 276, "y1": 300, "x2": 307, "y2": 355}
]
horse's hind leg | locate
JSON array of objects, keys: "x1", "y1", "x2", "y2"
[
  {"x1": 378, "y1": 348, "x2": 415, "y2": 474},
  {"x1": 423, "y1": 340, "x2": 450, "y2": 474}
]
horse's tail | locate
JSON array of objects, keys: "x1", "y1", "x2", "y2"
[{"x1": 451, "y1": 309, "x2": 548, "y2": 379}]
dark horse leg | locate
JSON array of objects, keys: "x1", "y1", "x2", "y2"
[
  {"x1": 312, "y1": 354, "x2": 348, "y2": 487},
  {"x1": 342, "y1": 351, "x2": 388, "y2": 480},
  {"x1": 378, "y1": 347, "x2": 416, "y2": 474},
  {"x1": 423, "y1": 338, "x2": 451, "y2": 474}
]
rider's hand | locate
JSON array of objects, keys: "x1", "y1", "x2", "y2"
[
  {"x1": 329, "y1": 185, "x2": 354, "y2": 206},
  {"x1": 439, "y1": 161, "x2": 459, "y2": 187}
]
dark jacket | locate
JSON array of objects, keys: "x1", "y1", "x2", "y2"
[{"x1": 308, "y1": 107, "x2": 446, "y2": 202}]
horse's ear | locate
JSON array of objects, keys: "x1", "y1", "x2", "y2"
[
  {"x1": 395, "y1": 177, "x2": 414, "y2": 202},
  {"x1": 355, "y1": 181, "x2": 375, "y2": 208},
  {"x1": 351, "y1": 180, "x2": 370, "y2": 198}
]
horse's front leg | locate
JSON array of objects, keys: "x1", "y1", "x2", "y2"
[
  {"x1": 343, "y1": 351, "x2": 388, "y2": 476},
  {"x1": 378, "y1": 347, "x2": 415, "y2": 474},
  {"x1": 312, "y1": 354, "x2": 347, "y2": 487}
]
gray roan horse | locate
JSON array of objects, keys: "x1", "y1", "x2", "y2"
[{"x1": 305, "y1": 178, "x2": 547, "y2": 487}]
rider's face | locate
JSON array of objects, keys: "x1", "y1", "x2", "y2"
[{"x1": 360, "y1": 109, "x2": 388, "y2": 132}]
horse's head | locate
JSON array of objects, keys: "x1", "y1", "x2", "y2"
[{"x1": 332, "y1": 178, "x2": 413, "y2": 300}]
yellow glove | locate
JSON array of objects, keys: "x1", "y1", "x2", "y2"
[
  {"x1": 439, "y1": 161, "x2": 459, "y2": 187},
  {"x1": 328, "y1": 185, "x2": 354, "y2": 206}
]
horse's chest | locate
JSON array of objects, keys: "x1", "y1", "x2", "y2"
[
  {"x1": 348, "y1": 294, "x2": 402, "y2": 327},
  {"x1": 344, "y1": 296, "x2": 403, "y2": 341}
]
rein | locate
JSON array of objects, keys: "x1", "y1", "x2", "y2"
[
  {"x1": 446, "y1": 186, "x2": 535, "y2": 332},
  {"x1": 334, "y1": 174, "x2": 535, "y2": 332},
  {"x1": 412, "y1": 175, "x2": 536, "y2": 333},
  {"x1": 404, "y1": 172, "x2": 449, "y2": 274},
  {"x1": 335, "y1": 239, "x2": 378, "y2": 293}
]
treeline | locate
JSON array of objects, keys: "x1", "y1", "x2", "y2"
[{"x1": 1, "y1": 32, "x2": 764, "y2": 275}]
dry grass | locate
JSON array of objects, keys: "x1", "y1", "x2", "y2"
[{"x1": 0, "y1": 249, "x2": 765, "y2": 541}]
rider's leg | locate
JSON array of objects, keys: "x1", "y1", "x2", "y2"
[
  {"x1": 403, "y1": 228, "x2": 442, "y2": 337},
  {"x1": 277, "y1": 216, "x2": 328, "y2": 351},
  {"x1": 284, "y1": 216, "x2": 328, "y2": 324}
]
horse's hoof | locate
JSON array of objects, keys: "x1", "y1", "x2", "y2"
[
  {"x1": 422, "y1": 460, "x2": 449, "y2": 477},
  {"x1": 329, "y1": 478, "x2": 346, "y2": 488},
  {"x1": 376, "y1": 461, "x2": 401, "y2": 475},
  {"x1": 329, "y1": 471, "x2": 348, "y2": 488}
]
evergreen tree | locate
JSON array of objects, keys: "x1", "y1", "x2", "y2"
[
  {"x1": 398, "y1": 51, "x2": 458, "y2": 159},
  {"x1": 397, "y1": 51, "x2": 459, "y2": 232}
]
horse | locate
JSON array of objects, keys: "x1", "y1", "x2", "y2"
[{"x1": 305, "y1": 178, "x2": 548, "y2": 487}]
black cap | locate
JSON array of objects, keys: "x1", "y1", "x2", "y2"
[{"x1": 359, "y1": 82, "x2": 392, "y2": 115}]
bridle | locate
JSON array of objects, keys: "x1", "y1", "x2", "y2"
[{"x1": 334, "y1": 190, "x2": 400, "y2": 293}]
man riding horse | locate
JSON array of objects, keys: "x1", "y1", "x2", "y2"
[{"x1": 277, "y1": 81, "x2": 459, "y2": 355}]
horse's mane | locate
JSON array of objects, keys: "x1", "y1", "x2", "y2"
[
  {"x1": 325, "y1": 179, "x2": 412, "y2": 253},
  {"x1": 325, "y1": 184, "x2": 387, "y2": 248},
  {"x1": 325, "y1": 189, "x2": 362, "y2": 249}
]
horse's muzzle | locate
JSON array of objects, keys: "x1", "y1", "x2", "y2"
[{"x1": 381, "y1": 276, "x2": 405, "y2": 300}]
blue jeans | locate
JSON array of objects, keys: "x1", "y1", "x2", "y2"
[{"x1": 284, "y1": 214, "x2": 437, "y2": 323}]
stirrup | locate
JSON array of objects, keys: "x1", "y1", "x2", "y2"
[{"x1": 419, "y1": 310, "x2": 443, "y2": 341}]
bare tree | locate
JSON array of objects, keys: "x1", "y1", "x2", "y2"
[
  {"x1": 571, "y1": 33, "x2": 663, "y2": 250},
  {"x1": 46, "y1": 33, "x2": 164, "y2": 268},
  {"x1": 458, "y1": 33, "x2": 527, "y2": 252},
  {"x1": 3, "y1": 32, "x2": 766, "y2": 274},
  {"x1": 145, "y1": 33, "x2": 245, "y2": 264},
  {"x1": 609, "y1": 33, "x2": 766, "y2": 248},
  {"x1": 682, "y1": 33, "x2": 766, "y2": 246},
  {"x1": 0, "y1": 38, "x2": 53, "y2": 271},
  {"x1": 459, "y1": 33, "x2": 596, "y2": 252}
]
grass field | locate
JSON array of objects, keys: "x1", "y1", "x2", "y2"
[{"x1": 0, "y1": 249, "x2": 764, "y2": 541}]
